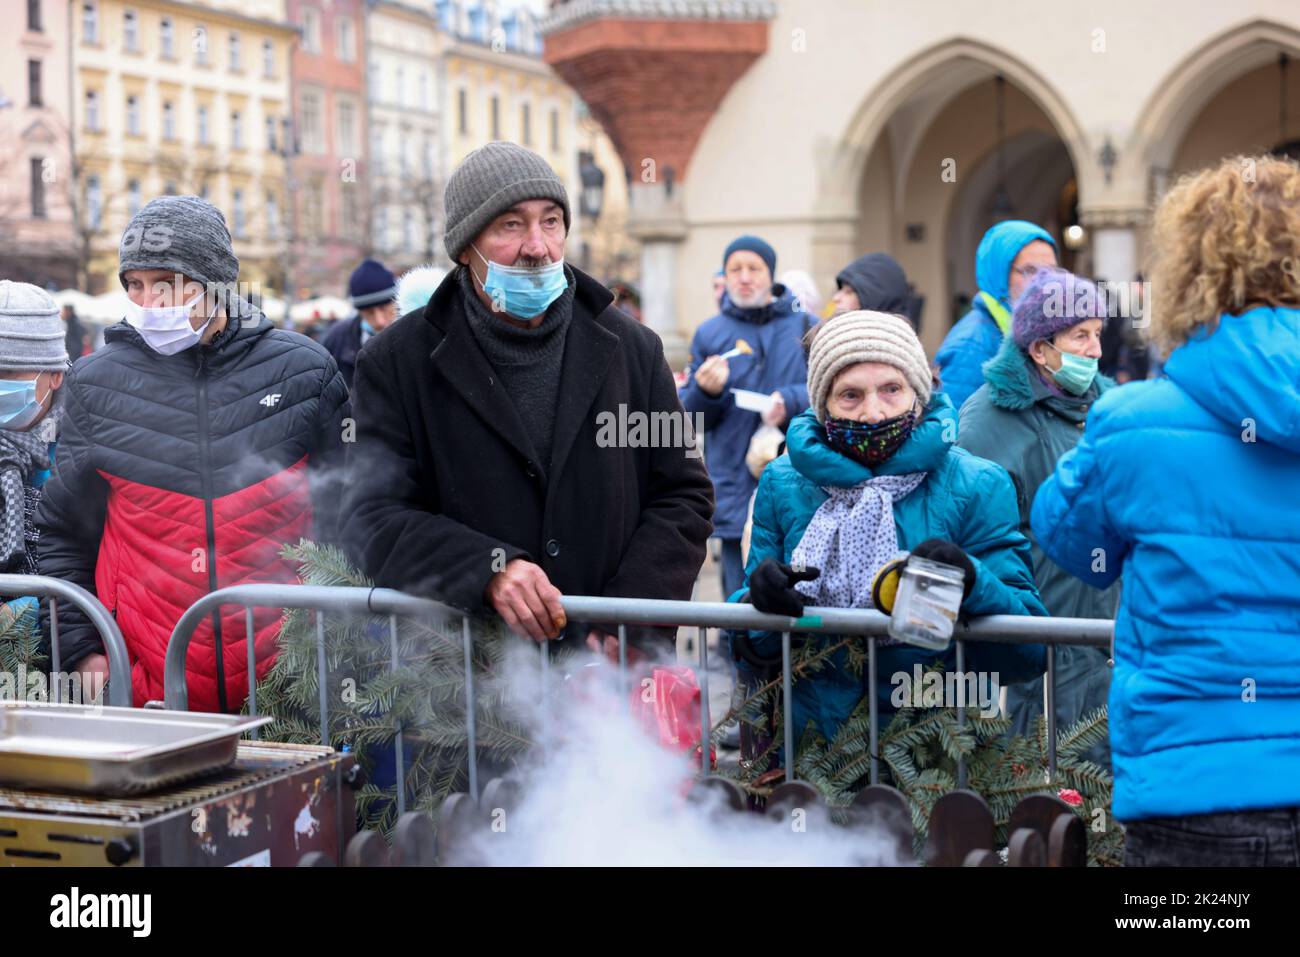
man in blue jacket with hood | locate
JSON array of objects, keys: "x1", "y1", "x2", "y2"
[
  {"x1": 935, "y1": 220, "x2": 1057, "y2": 410},
  {"x1": 680, "y1": 235, "x2": 810, "y2": 598}
]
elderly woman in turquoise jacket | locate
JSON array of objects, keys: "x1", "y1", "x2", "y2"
[
  {"x1": 730, "y1": 311, "x2": 1047, "y2": 757},
  {"x1": 1032, "y1": 155, "x2": 1300, "y2": 866}
]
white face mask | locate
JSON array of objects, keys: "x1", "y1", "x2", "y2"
[{"x1": 124, "y1": 290, "x2": 216, "y2": 355}]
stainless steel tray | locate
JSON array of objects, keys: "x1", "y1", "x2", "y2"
[{"x1": 0, "y1": 702, "x2": 273, "y2": 796}]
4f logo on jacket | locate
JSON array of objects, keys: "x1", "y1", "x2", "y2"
[{"x1": 259, "y1": 393, "x2": 282, "y2": 408}]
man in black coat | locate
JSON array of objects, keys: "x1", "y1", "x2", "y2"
[
  {"x1": 321, "y1": 258, "x2": 399, "y2": 388},
  {"x1": 341, "y1": 142, "x2": 713, "y2": 657}
]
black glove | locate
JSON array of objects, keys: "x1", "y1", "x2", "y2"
[
  {"x1": 747, "y1": 559, "x2": 820, "y2": 617},
  {"x1": 909, "y1": 538, "x2": 977, "y2": 601}
]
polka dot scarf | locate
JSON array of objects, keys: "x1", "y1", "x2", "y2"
[{"x1": 791, "y1": 472, "x2": 927, "y2": 611}]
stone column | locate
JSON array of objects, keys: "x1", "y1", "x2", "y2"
[{"x1": 627, "y1": 180, "x2": 689, "y2": 369}]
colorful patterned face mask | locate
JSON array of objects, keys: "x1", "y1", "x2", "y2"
[{"x1": 824, "y1": 403, "x2": 919, "y2": 467}]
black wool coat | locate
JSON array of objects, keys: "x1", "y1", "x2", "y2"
[{"x1": 341, "y1": 266, "x2": 714, "y2": 647}]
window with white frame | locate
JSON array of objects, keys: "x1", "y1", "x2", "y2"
[
  {"x1": 86, "y1": 174, "x2": 102, "y2": 228},
  {"x1": 267, "y1": 192, "x2": 279, "y2": 239},
  {"x1": 372, "y1": 126, "x2": 385, "y2": 177},
  {"x1": 229, "y1": 32, "x2": 241, "y2": 71},
  {"x1": 163, "y1": 101, "x2": 175, "y2": 140},
  {"x1": 81, "y1": 2, "x2": 98, "y2": 44},
  {"x1": 27, "y1": 0, "x2": 42, "y2": 32},
  {"x1": 300, "y1": 91, "x2": 323, "y2": 154},
  {"x1": 262, "y1": 39, "x2": 274, "y2": 78},
  {"x1": 419, "y1": 72, "x2": 429, "y2": 111},
  {"x1": 233, "y1": 189, "x2": 246, "y2": 237},
  {"x1": 160, "y1": 17, "x2": 174, "y2": 57},
  {"x1": 265, "y1": 114, "x2": 277, "y2": 151},
  {"x1": 84, "y1": 89, "x2": 99, "y2": 130},
  {"x1": 123, "y1": 10, "x2": 138, "y2": 51},
  {"x1": 402, "y1": 207, "x2": 412, "y2": 250},
  {"x1": 197, "y1": 104, "x2": 210, "y2": 144},
  {"x1": 336, "y1": 18, "x2": 355, "y2": 62},
  {"x1": 231, "y1": 110, "x2": 242, "y2": 149},
  {"x1": 422, "y1": 135, "x2": 432, "y2": 179},
  {"x1": 303, "y1": 8, "x2": 321, "y2": 54},
  {"x1": 126, "y1": 94, "x2": 140, "y2": 135},
  {"x1": 128, "y1": 179, "x2": 142, "y2": 217},
  {"x1": 369, "y1": 63, "x2": 381, "y2": 101},
  {"x1": 195, "y1": 25, "x2": 209, "y2": 65},
  {"x1": 30, "y1": 158, "x2": 46, "y2": 219},
  {"x1": 341, "y1": 185, "x2": 358, "y2": 234},
  {"x1": 395, "y1": 66, "x2": 405, "y2": 108},
  {"x1": 337, "y1": 99, "x2": 356, "y2": 156},
  {"x1": 374, "y1": 205, "x2": 388, "y2": 250}
]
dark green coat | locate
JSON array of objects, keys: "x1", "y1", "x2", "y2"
[{"x1": 957, "y1": 337, "x2": 1118, "y2": 760}]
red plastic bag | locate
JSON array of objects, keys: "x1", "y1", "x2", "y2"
[{"x1": 630, "y1": 665, "x2": 716, "y2": 770}]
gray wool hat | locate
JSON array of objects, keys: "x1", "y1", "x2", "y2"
[
  {"x1": 118, "y1": 195, "x2": 240, "y2": 292},
  {"x1": 443, "y1": 142, "x2": 571, "y2": 262},
  {"x1": 0, "y1": 281, "x2": 69, "y2": 372}
]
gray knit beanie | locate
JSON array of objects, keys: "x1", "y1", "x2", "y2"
[
  {"x1": 118, "y1": 195, "x2": 240, "y2": 291},
  {"x1": 443, "y1": 142, "x2": 570, "y2": 262},
  {"x1": 0, "y1": 281, "x2": 70, "y2": 372},
  {"x1": 807, "y1": 311, "x2": 933, "y2": 422}
]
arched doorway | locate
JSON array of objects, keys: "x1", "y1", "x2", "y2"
[
  {"x1": 840, "y1": 49, "x2": 1083, "y2": 353},
  {"x1": 1140, "y1": 20, "x2": 1300, "y2": 195}
]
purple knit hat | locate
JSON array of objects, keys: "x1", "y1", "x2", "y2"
[{"x1": 1012, "y1": 268, "x2": 1106, "y2": 349}]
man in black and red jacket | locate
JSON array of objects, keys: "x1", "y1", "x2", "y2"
[{"x1": 36, "y1": 196, "x2": 350, "y2": 711}]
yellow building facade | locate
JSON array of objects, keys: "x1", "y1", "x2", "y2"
[{"x1": 74, "y1": 0, "x2": 295, "y2": 294}]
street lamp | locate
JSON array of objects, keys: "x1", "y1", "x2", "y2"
[{"x1": 578, "y1": 150, "x2": 605, "y2": 222}]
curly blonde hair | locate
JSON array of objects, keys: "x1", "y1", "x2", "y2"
[{"x1": 1147, "y1": 154, "x2": 1300, "y2": 357}]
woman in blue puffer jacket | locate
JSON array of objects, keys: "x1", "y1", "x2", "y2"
[
  {"x1": 1033, "y1": 155, "x2": 1300, "y2": 866},
  {"x1": 730, "y1": 311, "x2": 1046, "y2": 757}
]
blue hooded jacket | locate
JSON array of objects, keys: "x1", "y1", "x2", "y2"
[
  {"x1": 679, "y1": 285, "x2": 812, "y2": 539},
  {"x1": 1032, "y1": 305, "x2": 1300, "y2": 822},
  {"x1": 935, "y1": 221, "x2": 1057, "y2": 410},
  {"x1": 732, "y1": 396, "x2": 1047, "y2": 744}
]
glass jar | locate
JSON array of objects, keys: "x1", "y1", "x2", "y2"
[{"x1": 887, "y1": 555, "x2": 966, "y2": 651}]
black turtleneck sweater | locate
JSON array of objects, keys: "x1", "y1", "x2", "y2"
[{"x1": 459, "y1": 264, "x2": 574, "y2": 471}]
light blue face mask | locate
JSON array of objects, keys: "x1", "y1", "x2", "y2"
[
  {"x1": 1044, "y1": 341, "x2": 1099, "y2": 395},
  {"x1": 472, "y1": 245, "x2": 567, "y2": 319},
  {"x1": 0, "y1": 377, "x2": 50, "y2": 432}
]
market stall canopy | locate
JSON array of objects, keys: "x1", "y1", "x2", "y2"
[{"x1": 289, "y1": 296, "x2": 354, "y2": 322}]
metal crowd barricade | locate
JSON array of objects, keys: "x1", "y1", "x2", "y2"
[
  {"x1": 559, "y1": 597, "x2": 1114, "y2": 786},
  {"x1": 162, "y1": 583, "x2": 458, "y2": 817},
  {"x1": 162, "y1": 583, "x2": 1113, "y2": 814},
  {"x1": 0, "y1": 573, "x2": 133, "y2": 708}
]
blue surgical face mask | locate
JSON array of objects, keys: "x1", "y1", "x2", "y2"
[
  {"x1": 0, "y1": 377, "x2": 51, "y2": 432},
  {"x1": 471, "y1": 245, "x2": 567, "y2": 319},
  {"x1": 1044, "y1": 341, "x2": 1099, "y2": 395}
]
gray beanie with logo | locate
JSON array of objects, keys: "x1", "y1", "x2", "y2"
[
  {"x1": 118, "y1": 195, "x2": 240, "y2": 291},
  {"x1": 0, "y1": 281, "x2": 70, "y2": 372},
  {"x1": 443, "y1": 142, "x2": 571, "y2": 262}
]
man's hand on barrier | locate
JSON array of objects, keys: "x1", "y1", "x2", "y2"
[
  {"x1": 486, "y1": 559, "x2": 566, "y2": 642},
  {"x1": 586, "y1": 629, "x2": 647, "y2": 666}
]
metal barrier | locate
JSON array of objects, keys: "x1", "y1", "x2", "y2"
[
  {"x1": 162, "y1": 584, "x2": 1113, "y2": 813},
  {"x1": 0, "y1": 573, "x2": 132, "y2": 708}
]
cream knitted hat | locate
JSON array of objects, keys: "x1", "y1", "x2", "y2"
[{"x1": 806, "y1": 310, "x2": 932, "y2": 422}]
